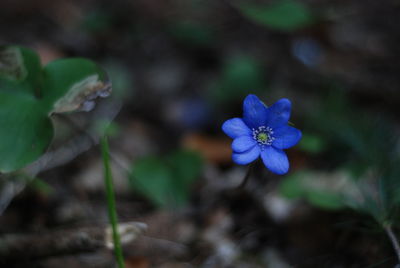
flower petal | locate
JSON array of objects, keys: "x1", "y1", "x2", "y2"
[
  {"x1": 232, "y1": 136, "x2": 256, "y2": 153},
  {"x1": 261, "y1": 146, "x2": 289, "y2": 175},
  {"x1": 243, "y1": 94, "x2": 268, "y2": 129},
  {"x1": 272, "y1": 126, "x2": 302, "y2": 149},
  {"x1": 232, "y1": 146, "x2": 260, "y2": 165},
  {"x1": 222, "y1": 118, "x2": 252, "y2": 138},
  {"x1": 266, "y1": 98, "x2": 291, "y2": 128}
]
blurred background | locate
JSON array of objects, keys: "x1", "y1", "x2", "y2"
[{"x1": 1, "y1": 0, "x2": 400, "y2": 267}]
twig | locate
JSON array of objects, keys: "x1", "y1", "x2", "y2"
[
  {"x1": 384, "y1": 223, "x2": 400, "y2": 264},
  {"x1": 0, "y1": 222, "x2": 146, "y2": 262}
]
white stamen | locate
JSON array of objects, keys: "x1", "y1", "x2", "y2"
[{"x1": 252, "y1": 126, "x2": 275, "y2": 149}]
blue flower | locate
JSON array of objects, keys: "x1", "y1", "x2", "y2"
[{"x1": 222, "y1": 94, "x2": 301, "y2": 175}]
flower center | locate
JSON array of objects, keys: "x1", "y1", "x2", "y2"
[
  {"x1": 257, "y1": 132, "x2": 269, "y2": 142},
  {"x1": 252, "y1": 126, "x2": 275, "y2": 147}
]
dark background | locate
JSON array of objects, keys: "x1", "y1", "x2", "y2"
[{"x1": 1, "y1": 0, "x2": 400, "y2": 267}]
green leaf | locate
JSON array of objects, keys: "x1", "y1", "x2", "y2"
[
  {"x1": 306, "y1": 191, "x2": 345, "y2": 210},
  {"x1": 0, "y1": 96, "x2": 53, "y2": 173},
  {"x1": 168, "y1": 150, "x2": 203, "y2": 185},
  {"x1": 0, "y1": 46, "x2": 42, "y2": 96},
  {"x1": 377, "y1": 163, "x2": 400, "y2": 220},
  {"x1": 29, "y1": 178, "x2": 54, "y2": 195},
  {"x1": 42, "y1": 58, "x2": 107, "y2": 113},
  {"x1": 211, "y1": 55, "x2": 265, "y2": 101},
  {"x1": 103, "y1": 63, "x2": 134, "y2": 99},
  {"x1": 129, "y1": 150, "x2": 203, "y2": 208},
  {"x1": 167, "y1": 150, "x2": 203, "y2": 205},
  {"x1": 0, "y1": 46, "x2": 108, "y2": 173},
  {"x1": 129, "y1": 157, "x2": 172, "y2": 207},
  {"x1": 169, "y1": 21, "x2": 214, "y2": 47},
  {"x1": 239, "y1": 0, "x2": 315, "y2": 32},
  {"x1": 278, "y1": 172, "x2": 306, "y2": 198},
  {"x1": 298, "y1": 133, "x2": 326, "y2": 154},
  {"x1": 279, "y1": 171, "x2": 349, "y2": 210},
  {"x1": 81, "y1": 9, "x2": 114, "y2": 34}
]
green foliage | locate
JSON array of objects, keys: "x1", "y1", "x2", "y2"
[
  {"x1": 104, "y1": 63, "x2": 134, "y2": 99},
  {"x1": 81, "y1": 10, "x2": 114, "y2": 33},
  {"x1": 353, "y1": 163, "x2": 400, "y2": 224},
  {"x1": 279, "y1": 170, "x2": 349, "y2": 210},
  {"x1": 211, "y1": 55, "x2": 265, "y2": 101},
  {"x1": 169, "y1": 21, "x2": 214, "y2": 47},
  {"x1": 379, "y1": 164, "x2": 400, "y2": 217},
  {"x1": 0, "y1": 46, "x2": 107, "y2": 173},
  {"x1": 29, "y1": 178, "x2": 54, "y2": 195},
  {"x1": 239, "y1": 0, "x2": 315, "y2": 31},
  {"x1": 129, "y1": 150, "x2": 203, "y2": 208},
  {"x1": 93, "y1": 120, "x2": 120, "y2": 137},
  {"x1": 298, "y1": 132, "x2": 326, "y2": 154},
  {"x1": 301, "y1": 90, "x2": 400, "y2": 224},
  {"x1": 309, "y1": 90, "x2": 397, "y2": 169}
]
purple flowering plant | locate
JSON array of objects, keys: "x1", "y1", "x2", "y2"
[{"x1": 222, "y1": 94, "x2": 302, "y2": 175}]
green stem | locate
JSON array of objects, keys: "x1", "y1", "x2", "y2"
[
  {"x1": 384, "y1": 223, "x2": 400, "y2": 264},
  {"x1": 101, "y1": 136, "x2": 125, "y2": 268},
  {"x1": 238, "y1": 163, "x2": 254, "y2": 188}
]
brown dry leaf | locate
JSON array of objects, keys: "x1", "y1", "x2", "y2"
[
  {"x1": 286, "y1": 150, "x2": 307, "y2": 170},
  {"x1": 125, "y1": 256, "x2": 150, "y2": 268},
  {"x1": 182, "y1": 133, "x2": 232, "y2": 164},
  {"x1": 34, "y1": 43, "x2": 64, "y2": 65}
]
